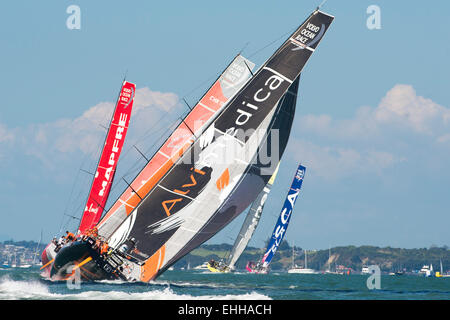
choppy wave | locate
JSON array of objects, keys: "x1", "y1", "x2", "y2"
[
  {"x1": 0, "y1": 276, "x2": 270, "y2": 300},
  {"x1": 3, "y1": 269, "x2": 448, "y2": 300},
  {"x1": 0, "y1": 277, "x2": 51, "y2": 300}
]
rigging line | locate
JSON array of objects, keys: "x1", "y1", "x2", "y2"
[
  {"x1": 248, "y1": 27, "x2": 297, "y2": 60},
  {"x1": 133, "y1": 145, "x2": 150, "y2": 162},
  {"x1": 180, "y1": 99, "x2": 198, "y2": 138},
  {"x1": 122, "y1": 177, "x2": 143, "y2": 201},
  {"x1": 181, "y1": 51, "x2": 241, "y2": 100},
  {"x1": 64, "y1": 213, "x2": 81, "y2": 221},
  {"x1": 58, "y1": 154, "x2": 90, "y2": 234},
  {"x1": 119, "y1": 118, "x2": 182, "y2": 179},
  {"x1": 110, "y1": 121, "x2": 174, "y2": 178},
  {"x1": 80, "y1": 168, "x2": 95, "y2": 176},
  {"x1": 317, "y1": 0, "x2": 329, "y2": 10},
  {"x1": 104, "y1": 128, "x2": 175, "y2": 201},
  {"x1": 182, "y1": 70, "x2": 222, "y2": 100},
  {"x1": 131, "y1": 107, "x2": 182, "y2": 147},
  {"x1": 187, "y1": 52, "x2": 242, "y2": 111},
  {"x1": 238, "y1": 41, "x2": 250, "y2": 55},
  {"x1": 243, "y1": 60, "x2": 254, "y2": 77},
  {"x1": 182, "y1": 98, "x2": 193, "y2": 111},
  {"x1": 179, "y1": 116, "x2": 196, "y2": 138}
]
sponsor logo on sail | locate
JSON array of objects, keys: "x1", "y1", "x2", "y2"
[
  {"x1": 292, "y1": 23, "x2": 325, "y2": 50},
  {"x1": 99, "y1": 113, "x2": 128, "y2": 197}
]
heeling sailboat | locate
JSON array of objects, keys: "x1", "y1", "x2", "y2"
[
  {"x1": 48, "y1": 55, "x2": 255, "y2": 281},
  {"x1": 246, "y1": 164, "x2": 306, "y2": 274},
  {"x1": 40, "y1": 80, "x2": 136, "y2": 278},
  {"x1": 50, "y1": 9, "x2": 334, "y2": 282}
]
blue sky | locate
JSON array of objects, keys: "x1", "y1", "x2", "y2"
[{"x1": 0, "y1": 1, "x2": 449, "y2": 250}]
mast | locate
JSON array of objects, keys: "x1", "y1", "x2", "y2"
[
  {"x1": 328, "y1": 247, "x2": 331, "y2": 271},
  {"x1": 78, "y1": 81, "x2": 136, "y2": 233},
  {"x1": 292, "y1": 247, "x2": 295, "y2": 268},
  {"x1": 33, "y1": 230, "x2": 43, "y2": 265},
  {"x1": 304, "y1": 249, "x2": 307, "y2": 269}
]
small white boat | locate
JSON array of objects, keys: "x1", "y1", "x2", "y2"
[
  {"x1": 419, "y1": 264, "x2": 434, "y2": 277},
  {"x1": 193, "y1": 262, "x2": 210, "y2": 270},
  {"x1": 287, "y1": 249, "x2": 317, "y2": 274}
]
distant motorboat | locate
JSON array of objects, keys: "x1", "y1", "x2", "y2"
[
  {"x1": 194, "y1": 262, "x2": 210, "y2": 270},
  {"x1": 288, "y1": 267, "x2": 317, "y2": 274},
  {"x1": 419, "y1": 265, "x2": 434, "y2": 277}
]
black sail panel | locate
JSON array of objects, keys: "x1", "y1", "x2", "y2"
[
  {"x1": 214, "y1": 11, "x2": 332, "y2": 139},
  {"x1": 107, "y1": 10, "x2": 333, "y2": 280}
]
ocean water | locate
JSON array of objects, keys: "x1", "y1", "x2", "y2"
[{"x1": 0, "y1": 267, "x2": 449, "y2": 300}]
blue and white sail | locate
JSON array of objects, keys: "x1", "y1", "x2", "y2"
[{"x1": 260, "y1": 164, "x2": 306, "y2": 269}]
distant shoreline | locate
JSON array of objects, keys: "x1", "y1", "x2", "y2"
[{"x1": 1, "y1": 240, "x2": 448, "y2": 274}]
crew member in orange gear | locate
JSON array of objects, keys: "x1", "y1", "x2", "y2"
[
  {"x1": 66, "y1": 231, "x2": 75, "y2": 241},
  {"x1": 100, "y1": 242, "x2": 109, "y2": 255}
]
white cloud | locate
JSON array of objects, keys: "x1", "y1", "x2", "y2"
[
  {"x1": 0, "y1": 123, "x2": 14, "y2": 143},
  {"x1": 291, "y1": 84, "x2": 448, "y2": 180},
  {"x1": 287, "y1": 139, "x2": 404, "y2": 180},
  {"x1": 375, "y1": 84, "x2": 450, "y2": 135},
  {"x1": 299, "y1": 84, "x2": 450, "y2": 141},
  {"x1": 133, "y1": 87, "x2": 179, "y2": 113},
  {"x1": 437, "y1": 133, "x2": 450, "y2": 144},
  {"x1": 0, "y1": 87, "x2": 181, "y2": 172}
]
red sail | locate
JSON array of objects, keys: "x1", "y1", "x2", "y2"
[{"x1": 78, "y1": 81, "x2": 135, "y2": 233}]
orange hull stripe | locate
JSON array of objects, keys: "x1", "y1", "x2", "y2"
[
  {"x1": 40, "y1": 259, "x2": 54, "y2": 270},
  {"x1": 140, "y1": 245, "x2": 165, "y2": 282}
]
